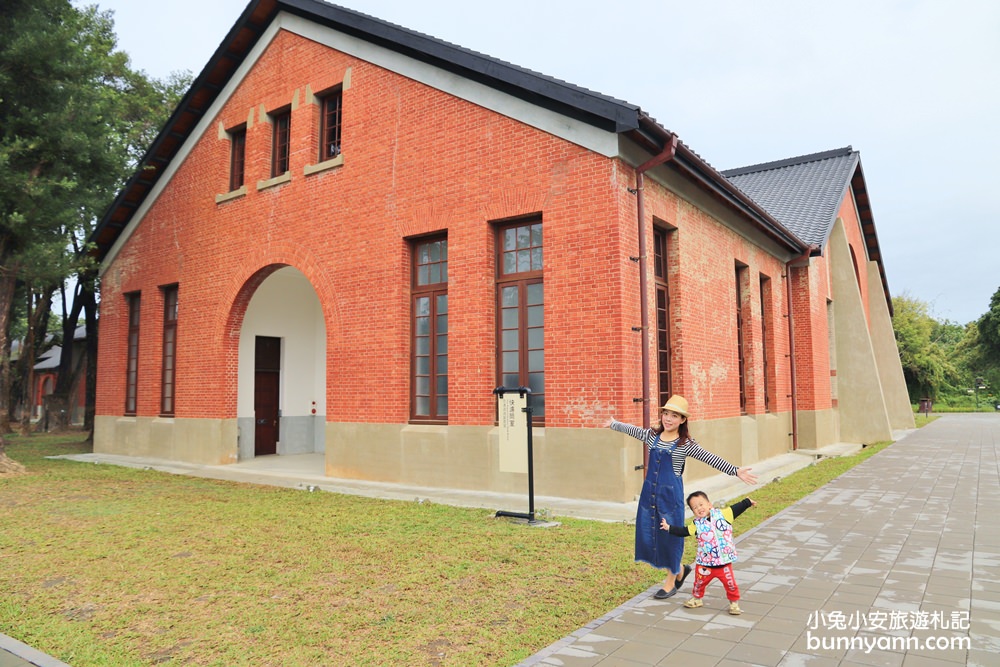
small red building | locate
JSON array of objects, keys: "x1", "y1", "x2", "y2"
[
  {"x1": 88, "y1": 0, "x2": 911, "y2": 502},
  {"x1": 32, "y1": 325, "x2": 87, "y2": 426}
]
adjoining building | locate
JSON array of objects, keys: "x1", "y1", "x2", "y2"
[{"x1": 88, "y1": 0, "x2": 912, "y2": 503}]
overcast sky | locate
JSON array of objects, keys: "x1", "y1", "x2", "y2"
[{"x1": 89, "y1": 0, "x2": 999, "y2": 325}]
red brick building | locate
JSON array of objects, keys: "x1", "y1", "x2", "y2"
[{"x1": 89, "y1": 0, "x2": 911, "y2": 503}]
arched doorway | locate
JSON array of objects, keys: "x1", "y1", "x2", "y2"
[{"x1": 236, "y1": 266, "x2": 327, "y2": 460}]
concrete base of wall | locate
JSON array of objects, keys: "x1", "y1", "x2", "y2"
[
  {"x1": 235, "y1": 416, "x2": 325, "y2": 460},
  {"x1": 94, "y1": 415, "x2": 239, "y2": 465},
  {"x1": 326, "y1": 412, "x2": 798, "y2": 503},
  {"x1": 684, "y1": 412, "x2": 792, "y2": 481},
  {"x1": 794, "y1": 409, "x2": 839, "y2": 450},
  {"x1": 93, "y1": 408, "x2": 834, "y2": 503},
  {"x1": 325, "y1": 422, "x2": 646, "y2": 503}
]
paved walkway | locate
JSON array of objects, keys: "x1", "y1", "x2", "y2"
[
  {"x1": 5, "y1": 414, "x2": 996, "y2": 665},
  {"x1": 0, "y1": 635, "x2": 70, "y2": 667},
  {"x1": 517, "y1": 413, "x2": 998, "y2": 666}
]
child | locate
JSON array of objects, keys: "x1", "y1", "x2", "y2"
[{"x1": 660, "y1": 491, "x2": 756, "y2": 615}]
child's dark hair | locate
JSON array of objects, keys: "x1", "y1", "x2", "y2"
[{"x1": 686, "y1": 490, "x2": 709, "y2": 508}]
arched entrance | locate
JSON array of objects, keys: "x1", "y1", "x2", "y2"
[{"x1": 236, "y1": 266, "x2": 327, "y2": 460}]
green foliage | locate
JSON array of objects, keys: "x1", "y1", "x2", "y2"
[
  {"x1": 0, "y1": 0, "x2": 191, "y2": 427},
  {"x1": 892, "y1": 294, "x2": 958, "y2": 400},
  {"x1": 2, "y1": 2, "x2": 118, "y2": 263},
  {"x1": 1, "y1": 0, "x2": 191, "y2": 258},
  {"x1": 892, "y1": 292, "x2": 998, "y2": 407},
  {"x1": 976, "y1": 286, "x2": 1000, "y2": 366}
]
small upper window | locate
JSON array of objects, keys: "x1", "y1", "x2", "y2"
[
  {"x1": 319, "y1": 89, "x2": 342, "y2": 161},
  {"x1": 270, "y1": 108, "x2": 291, "y2": 177}
]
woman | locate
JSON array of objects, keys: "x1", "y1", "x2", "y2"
[{"x1": 604, "y1": 395, "x2": 758, "y2": 599}]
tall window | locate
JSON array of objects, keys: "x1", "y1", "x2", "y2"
[
  {"x1": 270, "y1": 108, "x2": 291, "y2": 177},
  {"x1": 319, "y1": 89, "x2": 342, "y2": 161},
  {"x1": 653, "y1": 226, "x2": 673, "y2": 407},
  {"x1": 735, "y1": 265, "x2": 748, "y2": 414},
  {"x1": 497, "y1": 219, "x2": 544, "y2": 420},
  {"x1": 161, "y1": 285, "x2": 178, "y2": 416},
  {"x1": 759, "y1": 275, "x2": 773, "y2": 412},
  {"x1": 229, "y1": 126, "x2": 246, "y2": 191},
  {"x1": 411, "y1": 237, "x2": 448, "y2": 421},
  {"x1": 125, "y1": 293, "x2": 140, "y2": 415}
]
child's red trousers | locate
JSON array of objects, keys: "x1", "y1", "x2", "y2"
[{"x1": 691, "y1": 563, "x2": 740, "y2": 601}]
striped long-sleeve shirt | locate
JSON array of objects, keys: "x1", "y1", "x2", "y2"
[{"x1": 609, "y1": 419, "x2": 739, "y2": 478}]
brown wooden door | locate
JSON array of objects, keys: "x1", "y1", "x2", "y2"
[{"x1": 254, "y1": 337, "x2": 280, "y2": 456}]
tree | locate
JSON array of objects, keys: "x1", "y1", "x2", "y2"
[
  {"x1": 0, "y1": 0, "x2": 189, "y2": 468},
  {"x1": 46, "y1": 67, "x2": 190, "y2": 434},
  {"x1": 977, "y1": 286, "x2": 1000, "y2": 365},
  {"x1": 892, "y1": 294, "x2": 958, "y2": 402}
]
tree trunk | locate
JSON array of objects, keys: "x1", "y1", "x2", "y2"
[
  {"x1": 42, "y1": 393, "x2": 71, "y2": 432},
  {"x1": 18, "y1": 287, "x2": 52, "y2": 434},
  {"x1": 0, "y1": 260, "x2": 19, "y2": 436},
  {"x1": 81, "y1": 273, "x2": 98, "y2": 438},
  {"x1": 0, "y1": 257, "x2": 24, "y2": 473},
  {"x1": 0, "y1": 433, "x2": 27, "y2": 476},
  {"x1": 49, "y1": 274, "x2": 89, "y2": 432}
]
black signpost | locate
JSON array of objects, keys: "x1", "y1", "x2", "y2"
[{"x1": 493, "y1": 386, "x2": 536, "y2": 523}]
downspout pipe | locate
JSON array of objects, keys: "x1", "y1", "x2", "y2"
[
  {"x1": 633, "y1": 134, "x2": 678, "y2": 470},
  {"x1": 784, "y1": 245, "x2": 818, "y2": 451}
]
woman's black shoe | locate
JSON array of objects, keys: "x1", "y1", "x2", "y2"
[{"x1": 653, "y1": 586, "x2": 677, "y2": 599}]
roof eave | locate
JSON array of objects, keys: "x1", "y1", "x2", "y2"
[
  {"x1": 87, "y1": 0, "x2": 644, "y2": 262},
  {"x1": 88, "y1": 0, "x2": 281, "y2": 261},
  {"x1": 850, "y1": 160, "x2": 892, "y2": 315}
]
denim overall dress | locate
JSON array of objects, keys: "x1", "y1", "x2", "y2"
[{"x1": 634, "y1": 437, "x2": 684, "y2": 571}]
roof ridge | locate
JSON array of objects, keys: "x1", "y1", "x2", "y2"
[
  {"x1": 304, "y1": 0, "x2": 641, "y2": 118},
  {"x1": 721, "y1": 146, "x2": 855, "y2": 177}
]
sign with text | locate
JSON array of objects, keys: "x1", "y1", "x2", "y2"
[{"x1": 498, "y1": 390, "x2": 529, "y2": 474}]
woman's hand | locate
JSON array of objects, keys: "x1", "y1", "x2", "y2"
[
  {"x1": 748, "y1": 498, "x2": 757, "y2": 507},
  {"x1": 602, "y1": 417, "x2": 615, "y2": 428},
  {"x1": 659, "y1": 518, "x2": 670, "y2": 531},
  {"x1": 736, "y1": 467, "x2": 758, "y2": 485}
]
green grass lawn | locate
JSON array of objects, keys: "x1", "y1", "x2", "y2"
[{"x1": 1, "y1": 431, "x2": 894, "y2": 666}]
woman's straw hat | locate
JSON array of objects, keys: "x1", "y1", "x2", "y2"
[{"x1": 660, "y1": 395, "x2": 689, "y2": 418}]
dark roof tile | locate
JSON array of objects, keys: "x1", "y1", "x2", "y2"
[{"x1": 722, "y1": 147, "x2": 859, "y2": 248}]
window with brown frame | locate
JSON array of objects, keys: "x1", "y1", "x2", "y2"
[
  {"x1": 270, "y1": 108, "x2": 291, "y2": 177},
  {"x1": 759, "y1": 274, "x2": 773, "y2": 412},
  {"x1": 229, "y1": 125, "x2": 246, "y2": 191},
  {"x1": 497, "y1": 218, "x2": 544, "y2": 421},
  {"x1": 653, "y1": 226, "x2": 673, "y2": 407},
  {"x1": 735, "y1": 264, "x2": 748, "y2": 414},
  {"x1": 160, "y1": 285, "x2": 178, "y2": 416},
  {"x1": 411, "y1": 237, "x2": 448, "y2": 421},
  {"x1": 319, "y1": 89, "x2": 342, "y2": 161},
  {"x1": 125, "y1": 293, "x2": 140, "y2": 415}
]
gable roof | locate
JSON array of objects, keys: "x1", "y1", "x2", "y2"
[
  {"x1": 88, "y1": 0, "x2": 807, "y2": 262},
  {"x1": 722, "y1": 147, "x2": 858, "y2": 248},
  {"x1": 722, "y1": 147, "x2": 891, "y2": 310}
]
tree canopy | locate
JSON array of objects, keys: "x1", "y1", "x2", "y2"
[
  {"x1": 976, "y1": 287, "x2": 1000, "y2": 366},
  {"x1": 893, "y1": 291, "x2": 999, "y2": 407}
]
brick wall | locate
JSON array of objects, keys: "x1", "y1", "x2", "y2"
[{"x1": 96, "y1": 28, "x2": 816, "y2": 437}]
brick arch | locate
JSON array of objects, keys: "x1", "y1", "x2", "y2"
[{"x1": 216, "y1": 243, "x2": 342, "y2": 414}]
